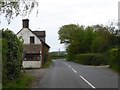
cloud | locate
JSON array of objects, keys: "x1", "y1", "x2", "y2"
[{"x1": 0, "y1": 0, "x2": 119, "y2": 52}]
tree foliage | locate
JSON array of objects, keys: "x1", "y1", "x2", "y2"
[
  {"x1": 0, "y1": 0, "x2": 39, "y2": 24},
  {"x1": 2, "y1": 29, "x2": 23, "y2": 84},
  {"x1": 58, "y1": 24, "x2": 119, "y2": 60},
  {"x1": 58, "y1": 24, "x2": 84, "y2": 44}
]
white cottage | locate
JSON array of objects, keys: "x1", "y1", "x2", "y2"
[{"x1": 17, "y1": 19, "x2": 50, "y2": 68}]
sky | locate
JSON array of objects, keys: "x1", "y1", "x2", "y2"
[{"x1": 0, "y1": 0, "x2": 119, "y2": 52}]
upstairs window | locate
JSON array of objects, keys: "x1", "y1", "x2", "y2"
[{"x1": 30, "y1": 36, "x2": 34, "y2": 44}]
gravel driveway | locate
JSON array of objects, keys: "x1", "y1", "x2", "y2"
[{"x1": 25, "y1": 68, "x2": 47, "y2": 88}]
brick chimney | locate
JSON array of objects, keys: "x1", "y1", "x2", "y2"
[{"x1": 22, "y1": 19, "x2": 29, "y2": 28}]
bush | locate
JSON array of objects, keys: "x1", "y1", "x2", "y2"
[
  {"x1": 109, "y1": 48, "x2": 120, "y2": 72},
  {"x1": 2, "y1": 29, "x2": 23, "y2": 84},
  {"x1": 74, "y1": 53, "x2": 106, "y2": 66},
  {"x1": 42, "y1": 59, "x2": 53, "y2": 68},
  {"x1": 2, "y1": 73, "x2": 34, "y2": 88}
]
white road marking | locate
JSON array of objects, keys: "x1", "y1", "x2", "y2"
[
  {"x1": 80, "y1": 75, "x2": 96, "y2": 89},
  {"x1": 63, "y1": 61, "x2": 95, "y2": 88},
  {"x1": 64, "y1": 62, "x2": 77, "y2": 73},
  {"x1": 68, "y1": 65, "x2": 71, "y2": 68},
  {"x1": 72, "y1": 68, "x2": 77, "y2": 73},
  {"x1": 64, "y1": 62, "x2": 67, "y2": 65}
]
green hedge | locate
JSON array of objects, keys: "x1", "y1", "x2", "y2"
[
  {"x1": 109, "y1": 48, "x2": 120, "y2": 72},
  {"x1": 2, "y1": 29, "x2": 23, "y2": 85},
  {"x1": 74, "y1": 53, "x2": 107, "y2": 66},
  {"x1": 50, "y1": 54, "x2": 67, "y2": 59}
]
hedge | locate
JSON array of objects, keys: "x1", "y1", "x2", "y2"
[
  {"x1": 51, "y1": 54, "x2": 67, "y2": 59},
  {"x1": 2, "y1": 29, "x2": 23, "y2": 85},
  {"x1": 74, "y1": 53, "x2": 107, "y2": 66},
  {"x1": 109, "y1": 48, "x2": 120, "y2": 72}
]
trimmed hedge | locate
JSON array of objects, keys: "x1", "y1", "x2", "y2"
[
  {"x1": 109, "y1": 48, "x2": 120, "y2": 72},
  {"x1": 74, "y1": 53, "x2": 107, "y2": 66}
]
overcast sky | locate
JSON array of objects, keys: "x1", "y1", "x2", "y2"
[{"x1": 0, "y1": 0, "x2": 119, "y2": 52}]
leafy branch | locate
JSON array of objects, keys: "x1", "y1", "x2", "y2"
[{"x1": 0, "y1": 0, "x2": 39, "y2": 24}]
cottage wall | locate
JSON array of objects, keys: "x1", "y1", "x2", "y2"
[
  {"x1": 17, "y1": 28, "x2": 42, "y2": 68},
  {"x1": 22, "y1": 61, "x2": 42, "y2": 68},
  {"x1": 17, "y1": 28, "x2": 41, "y2": 44}
]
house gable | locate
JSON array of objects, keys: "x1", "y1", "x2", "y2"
[{"x1": 17, "y1": 28, "x2": 41, "y2": 44}]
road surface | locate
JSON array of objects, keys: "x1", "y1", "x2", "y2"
[{"x1": 32, "y1": 59, "x2": 119, "y2": 88}]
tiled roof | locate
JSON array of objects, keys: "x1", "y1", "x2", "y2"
[
  {"x1": 23, "y1": 44, "x2": 41, "y2": 54},
  {"x1": 32, "y1": 31, "x2": 46, "y2": 37}
]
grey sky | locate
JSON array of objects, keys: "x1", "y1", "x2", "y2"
[{"x1": 0, "y1": 0, "x2": 119, "y2": 52}]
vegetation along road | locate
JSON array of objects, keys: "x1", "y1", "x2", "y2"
[{"x1": 31, "y1": 59, "x2": 118, "y2": 88}]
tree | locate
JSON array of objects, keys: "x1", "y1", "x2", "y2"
[
  {"x1": 83, "y1": 26, "x2": 94, "y2": 52},
  {"x1": 58, "y1": 24, "x2": 86, "y2": 60},
  {"x1": 107, "y1": 20, "x2": 120, "y2": 47},
  {"x1": 0, "y1": 0, "x2": 39, "y2": 24},
  {"x1": 58, "y1": 24, "x2": 84, "y2": 44},
  {"x1": 92, "y1": 25, "x2": 112, "y2": 53}
]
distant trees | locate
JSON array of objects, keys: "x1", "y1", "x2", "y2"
[{"x1": 58, "y1": 24, "x2": 120, "y2": 60}]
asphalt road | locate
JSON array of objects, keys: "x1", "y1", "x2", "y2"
[{"x1": 34, "y1": 59, "x2": 118, "y2": 88}]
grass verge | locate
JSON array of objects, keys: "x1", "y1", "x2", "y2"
[
  {"x1": 2, "y1": 72, "x2": 35, "y2": 89},
  {"x1": 42, "y1": 60, "x2": 53, "y2": 68},
  {"x1": 109, "y1": 64, "x2": 119, "y2": 73}
]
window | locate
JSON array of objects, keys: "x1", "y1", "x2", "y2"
[
  {"x1": 24, "y1": 54, "x2": 40, "y2": 61},
  {"x1": 30, "y1": 36, "x2": 34, "y2": 44}
]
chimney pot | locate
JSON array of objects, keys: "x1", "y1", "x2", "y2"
[{"x1": 22, "y1": 19, "x2": 29, "y2": 28}]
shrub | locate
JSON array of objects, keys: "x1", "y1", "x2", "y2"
[
  {"x1": 109, "y1": 48, "x2": 120, "y2": 72},
  {"x1": 74, "y1": 53, "x2": 106, "y2": 66},
  {"x1": 2, "y1": 29, "x2": 23, "y2": 84},
  {"x1": 2, "y1": 73, "x2": 34, "y2": 88}
]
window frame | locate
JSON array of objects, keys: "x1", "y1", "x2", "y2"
[{"x1": 30, "y1": 36, "x2": 35, "y2": 44}]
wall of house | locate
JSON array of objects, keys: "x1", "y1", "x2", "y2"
[
  {"x1": 44, "y1": 45, "x2": 49, "y2": 62},
  {"x1": 41, "y1": 43, "x2": 50, "y2": 65},
  {"x1": 22, "y1": 60, "x2": 42, "y2": 68},
  {"x1": 17, "y1": 28, "x2": 41, "y2": 44}
]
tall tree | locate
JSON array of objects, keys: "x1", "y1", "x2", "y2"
[
  {"x1": 58, "y1": 24, "x2": 85, "y2": 60},
  {"x1": 92, "y1": 25, "x2": 112, "y2": 53},
  {"x1": 83, "y1": 26, "x2": 94, "y2": 52},
  {"x1": 58, "y1": 24, "x2": 84, "y2": 44}
]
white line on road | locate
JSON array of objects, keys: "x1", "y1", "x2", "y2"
[
  {"x1": 63, "y1": 62, "x2": 66, "y2": 64},
  {"x1": 64, "y1": 62, "x2": 67, "y2": 65},
  {"x1": 64, "y1": 62, "x2": 72, "y2": 69},
  {"x1": 72, "y1": 68, "x2": 77, "y2": 73},
  {"x1": 68, "y1": 65, "x2": 71, "y2": 68},
  {"x1": 63, "y1": 61, "x2": 96, "y2": 88},
  {"x1": 80, "y1": 75, "x2": 96, "y2": 89}
]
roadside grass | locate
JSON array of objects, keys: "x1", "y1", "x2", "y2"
[
  {"x1": 0, "y1": 78, "x2": 1, "y2": 89},
  {"x1": 2, "y1": 72, "x2": 35, "y2": 89},
  {"x1": 42, "y1": 60, "x2": 53, "y2": 68},
  {"x1": 109, "y1": 64, "x2": 119, "y2": 73}
]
